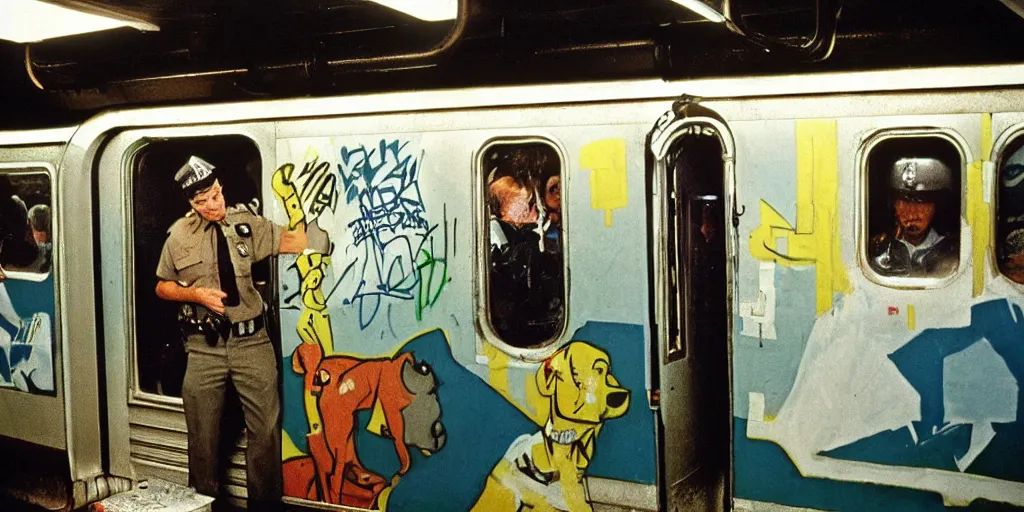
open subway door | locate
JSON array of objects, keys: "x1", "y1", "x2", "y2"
[{"x1": 648, "y1": 98, "x2": 735, "y2": 512}]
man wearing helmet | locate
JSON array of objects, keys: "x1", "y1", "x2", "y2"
[
  {"x1": 155, "y1": 156, "x2": 313, "y2": 511},
  {"x1": 869, "y1": 157, "x2": 958, "y2": 277}
]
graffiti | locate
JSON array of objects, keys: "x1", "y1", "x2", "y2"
[
  {"x1": 333, "y1": 139, "x2": 450, "y2": 329},
  {"x1": 0, "y1": 302, "x2": 53, "y2": 394},
  {"x1": 282, "y1": 342, "x2": 446, "y2": 508},
  {"x1": 275, "y1": 147, "x2": 340, "y2": 230},
  {"x1": 472, "y1": 341, "x2": 631, "y2": 512}
]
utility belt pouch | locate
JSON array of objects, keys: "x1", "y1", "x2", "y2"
[{"x1": 177, "y1": 303, "x2": 231, "y2": 347}]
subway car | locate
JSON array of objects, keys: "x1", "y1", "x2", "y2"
[{"x1": 1, "y1": 62, "x2": 1024, "y2": 512}]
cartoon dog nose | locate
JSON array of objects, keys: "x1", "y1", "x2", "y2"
[{"x1": 607, "y1": 391, "x2": 628, "y2": 408}]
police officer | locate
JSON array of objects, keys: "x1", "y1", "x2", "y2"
[
  {"x1": 869, "y1": 157, "x2": 957, "y2": 277},
  {"x1": 155, "y1": 156, "x2": 308, "y2": 511}
]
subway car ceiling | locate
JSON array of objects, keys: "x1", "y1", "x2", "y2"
[{"x1": 4, "y1": 0, "x2": 1024, "y2": 129}]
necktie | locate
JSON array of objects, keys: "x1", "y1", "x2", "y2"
[{"x1": 215, "y1": 224, "x2": 240, "y2": 307}]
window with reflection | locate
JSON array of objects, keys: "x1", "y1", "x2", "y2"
[
  {"x1": 483, "y1": 141, "x2": 565, "y2": 349},
  {"x1": 997, "y1": 137, "x2": 1024, "y2": 284},
  {"x1": 865, "y1": 136, "x2": 962, "y2": 279},
  {"x1": 132, "y1": 137, "x2": 265, "y2": 397},
  {"x1": 0, "y1": 170, "x2": 57, "y2": 395},
  {"x1": 665, "y1": 133, "x2": 725, "y2": 361}
]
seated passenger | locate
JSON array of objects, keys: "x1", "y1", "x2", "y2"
[
  {"x1": 486, "y1": 150, "x2": 563, "y2": 346},
  {"x1": 869, "y1": 157, "x2": 957, "y2": 277}
]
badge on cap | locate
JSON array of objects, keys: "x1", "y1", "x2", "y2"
[
  {"x1": 900, "y1": 160, "x2": 917, "y2": 189},
  {"x1": 175, "y1": 156, "x2": 216, "y2": 192},
  {"x1": 236, "y1": 223, "x2": 252, "y2": 238},
  {"x1": 236, "y1": 242, "x2": 249, "y2": 258}
]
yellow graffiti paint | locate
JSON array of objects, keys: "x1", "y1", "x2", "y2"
[
  {"x1": 524, "y1": 367, "x2": 549, "y2": 426},
  {"x1": 366, "y1": 398, "x2": 387, "y2": 436},
  {"x1": 969, "y1": 113, "x2": 994, "y2": 297},
  {"x1": 580, "y1": 139, "x2": 628, "y2": 227},
  {"x1": 305, "y1": 144, "x2": 319, "y2": 162},
  {"x1": 482, "y1": 341, "x2": 513, "y2": 401},
  {"x1": 908, "y1": 304, "x2": 916, "y2": 330},
  {"x1": 748, "y1": 120, "x2": 851, "y2": 315},
  {"x1": 282, "y1": 429, "x2": 304, "y2": 460}
]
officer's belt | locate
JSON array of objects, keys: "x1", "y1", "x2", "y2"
[
  {"x1": 231, "y1": 314, "x2": 264, "y2": 337},
  {"x1": 180, "y1": 303, "x2": 265, "y2": 338}
]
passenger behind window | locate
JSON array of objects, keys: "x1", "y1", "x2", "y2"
[
  {"x1": 0, "y1": 193, "x2": 43, "y2": 274},
  {"x1": 999, "y1": 149, "x2": 1024, "y2": 283},
  {"x1": 486, "y1": 147, "x2": 563, "y2": 347},
  {"x1": 26, "y1": 205, "x2": 51, "y2": 273},
  {"x1": 869, "y1": 157, "x2": 957, "y2": 277}
]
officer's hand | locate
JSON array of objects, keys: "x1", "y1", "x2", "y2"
[{"x1": 194, "y1": 287, "x2": 228, "y2": 314}]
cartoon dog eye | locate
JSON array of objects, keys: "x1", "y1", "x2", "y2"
[
  {"x1": 415, "y1": 361, "x2": 432, "y2": 376},
  {"x1": 314, "y1": 369, "x2": 331, "y2": 386}
]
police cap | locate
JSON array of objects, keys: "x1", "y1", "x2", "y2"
[
  {"x1": 889, "y1": 157, "x2": 953, "y2": 195},
  {"x1": 175, "y1": 156, "x2": 217, "y2": 199}
]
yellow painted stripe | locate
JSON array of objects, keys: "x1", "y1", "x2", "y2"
[
  {"x1": 908, "y1": 304, "x2": 916, "y2": 331},
  {"x1": 970, "y1": 113, "x2": 993, "y2": 297},
  {"x1": 795, "y1": 119, "x2": 851, "y2": 314}
]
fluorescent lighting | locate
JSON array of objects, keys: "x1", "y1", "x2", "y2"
[
  {"x1": 0, "y1": 0, "x2": 159, "y2": 43},
  {"x1": 669, "y1": 0, "x2": 728, "y2": 23},
  {"x1": 368, "y1": 0, "x2": 457, "y2": 22}
]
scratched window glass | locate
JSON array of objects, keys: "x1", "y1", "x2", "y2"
[
  {"x1": 865, "y1": 136, "x2": 962, "y2": 280},
  {"x1": 131, "y1": 136, "x2": 266, "y2": 397},
  {"x1": 483, "y1": 142, "x2": 565, "y2": 348},
  {"x1": 996, "y1": 136, "x2": 1024, "y2": 284}
]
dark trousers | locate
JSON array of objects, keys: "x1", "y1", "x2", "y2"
[{"x1": 182, "y1": 328, "x2": 282, "y2": 510}]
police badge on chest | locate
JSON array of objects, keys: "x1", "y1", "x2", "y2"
[{"x1": 235, "y1": 223, "x2": 252, "y2": 257}]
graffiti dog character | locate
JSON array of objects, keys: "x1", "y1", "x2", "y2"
[
  {"x1": 284, "y1": 342, "x2": 447, "y2": 508},
  {"x1": 473, "y1": 342, "x2": 630, "y2": 512}
]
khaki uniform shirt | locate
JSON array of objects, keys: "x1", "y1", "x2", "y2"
[{"x1": 156, "y1": 204, "x2": 282, "y2": 323}]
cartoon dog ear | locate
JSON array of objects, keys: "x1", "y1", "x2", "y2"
[
  {"x1": 537, "y1": 344, "x2": 570, "y2": 397},
  {"x1": 292, "y1": 343, "x2": 324, "y2": 375},
  {"x1": 401, "y1": 359, "x2": 436, "y2": 395}
]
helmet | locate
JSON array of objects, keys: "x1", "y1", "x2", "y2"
[{"x1": 889, "y1": 157, "x2": 953, "y2": 195}]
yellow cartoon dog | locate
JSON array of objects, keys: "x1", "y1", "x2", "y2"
[{"x1": 472, "y1": 341, "x2": 630, "y2": 512}]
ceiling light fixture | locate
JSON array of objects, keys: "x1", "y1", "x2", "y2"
[
  {"x1": 669, "y1": 0, "x2": 728, "y2": 23},
  {"x1": 0, "y1": 0, "x2": 158, "y2": 43},
  {"x1": 368, "y1": 0, "x2": 457, "y2": 22}
]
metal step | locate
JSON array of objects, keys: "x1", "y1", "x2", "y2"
[{"x1": 92, "y1": 478, "x2": 214, "y2": 512}]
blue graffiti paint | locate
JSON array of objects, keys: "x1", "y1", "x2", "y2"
[
  {"x1": 334, "y1": 139, "x2": 450, "y2": 329},
  {"x1": 822, "y1": 299, "x2": 1024, "y2": 483},
  {"x1": 734, "y1": 418, "x2": 951, "y2": 512}
]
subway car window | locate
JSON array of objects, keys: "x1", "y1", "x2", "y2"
[
  {"x1": 865, "y1": 136, "x2": 962, "y2": 280},
  {"x1": 0, "y1": 170, "x2": 57, "y2": 395},
  {"x1": 483, "y1": 142, "x2": 565, "y2": 349},
  {"x1": 132, "y1": 137, "x2": 263, "y2": 397},
  {"x1": 997, "y1": 136, "x2": 1024, "y2": 284}
]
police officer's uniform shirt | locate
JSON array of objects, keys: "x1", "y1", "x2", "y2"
[{"x1": 156, "y1": 204, "x2": 282, "y2": 323}]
